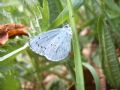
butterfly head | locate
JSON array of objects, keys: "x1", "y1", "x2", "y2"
[
  {"x1": 63, "y1": 24, "x2": 70, "y2": 28},
  {"x1": 63, "y1": 24, "x2": 72, "y2": 35}
]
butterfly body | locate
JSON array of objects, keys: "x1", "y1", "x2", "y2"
[{"x1": 29, "y1": 25, "x2": 72, "y2": 61}]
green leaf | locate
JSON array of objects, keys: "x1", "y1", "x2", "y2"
[
  {"x1": 67, "y1": 0, "x2": 84, "y2": 90},
  {"x1": 19, "y1": 0, "x2": 35, "y2": 15},
  {"x1": 0, "y1": 43, "x2": 28, "y2": 61},
  {"x1": 48, "y1": 0, "x2": 63, "y2": 23},
  {"x1": 43, "y1": 0, "x2": 49, "y2": 24},
  {"x1": 97, "y1": 16, "x2": 120, "y2": 88},
  {"x1": 0, "y1": 37, "x2": 28, "y2": 56},
  {"x1": 105, "y1": 0, "x2": 120, "y2": 14},
  {"x1": 41, "y1": 0, "x2": 50, "y2": 31},
  {"x1": 54, "y1": 0, "x2": 63, "y2": 11},
  {"x1": 83, "y1": 63, "x2": 100, "y2": 90},
  {"x1": 37, "y1": 0, "x2": 43, "y2": 7},
  {"x1": 0, "y1": 71, "x2": 20, "y2": 90},
  {"x1": 49, "y1": 0, "x2": 83, "y2": 28}
]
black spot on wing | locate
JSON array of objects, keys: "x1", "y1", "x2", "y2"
[
  {"x1": 41, "y1": 46, "x2": 43, "y2": 48},
  {"x1": 36, "y1": 41, "x2": 38, "y2": 44},
  {"x1": 44, "y1": 47, "x2": 46, "y2": 50},
  {"x1": 38, "y1": 44, "x2": 39, "y2": 47}
]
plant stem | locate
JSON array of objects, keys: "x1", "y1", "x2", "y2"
[
  {"x1": 26, "y1": 50, "x2": 45, "y2": 90},
  {"x1": 0, "y1": 43, "x2": 28, "y2": 61},
  {"x1": 67, "y1": 0, "x2": 85, "y2": 90}
]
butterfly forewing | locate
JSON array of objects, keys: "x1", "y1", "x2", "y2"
[{"x1": 29, "y1": 28, "x2": 61, "y2": 55}]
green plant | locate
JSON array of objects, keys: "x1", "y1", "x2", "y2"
[{"x1": 1, "y1": 0, "x2": 120, "y2": 90}]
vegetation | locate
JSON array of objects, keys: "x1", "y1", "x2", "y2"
[{"x1": 0, "y1": 0, "x2": 120, "y2": 90}]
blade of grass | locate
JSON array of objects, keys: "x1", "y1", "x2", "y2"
[
  {"x1": 83, "y1": 63, "x2": 100, "y2": 90},
  {"x1": 19, "y1": 0, "x2": 35, "y2": 15},
  {"x1": 43, "y1": 0, "x2": 49, "y2": 23},
  {"x1": 41, "y1": 0, "x2": 50, "y2": 31},
  {"x1": 54, "y1": 0, "x2": 63, "y2": 11},
  {"x1": 0, "y1": 43, "x2": 28, "y2": 61},
  {"x1": 48, "y1": 0, "x2": 62, "y2": 23},
  {"x1": 49, "y1": 0, "x2": 83, "y2": 28},
  {"x1": 67, "y1": 0, "x2": 84, "y2": 90},
  {"x1": 97, "y1": 15, "x2": 120, "y2": 88},
  {"x1": 105, "y1": 0, "x2": 120, "y2": 14}
]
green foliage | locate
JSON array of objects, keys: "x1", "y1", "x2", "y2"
[
  {"x1": 0, "y1": 72, "x2": 20, "y2": 90},
  {"x1": 1, "y1": 0, "x2": 120, "y2": 90},
  {"x1": 0, "y1": 58, "x2": 21, "y2": 90},
  {"x1": 97, "y1": 16, "x2": 120, "y2": 88},
  {"x1": 67, "y1": 0, "x2": 84, "y2": 90},
  {"x1": 83, "y1": 63, "x2": 100, "y2": 90}
]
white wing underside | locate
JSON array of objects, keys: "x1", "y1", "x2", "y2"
[
  {"x1": 44, "y1": 30, "x2": 71, "y2": 61},
  {"x1": 29, "y1": 27, "x2": 72, "y2": 61},
  {"x1": 29, "y1": 28, "x2": 61, "y2": 55}
]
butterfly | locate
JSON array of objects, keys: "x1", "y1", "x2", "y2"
[{"x1": 29, "y1": 24, "x2": 72, "y2": 61}]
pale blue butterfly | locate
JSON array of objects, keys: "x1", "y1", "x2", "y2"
[{"x1": 29, "y1": 24, "x2": 72, "y2": 61}]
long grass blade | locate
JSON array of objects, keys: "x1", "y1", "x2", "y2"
[
  {"x1": 49, "y1": 0, "x2": 83, "y2": 28},
  {"x1": 67, "y1": 0, "x2": 84, "y2": 90},
  {"x1": 0, "y1": 43, "x2": 28, "y2": 61},
  {"x1": 83, "y1": 63, "x2": 100, "y2": 90},
  {"x1": 97, "y1": 16, "x2": 120, "y2": 88}
]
